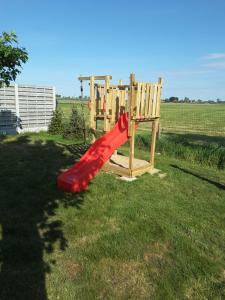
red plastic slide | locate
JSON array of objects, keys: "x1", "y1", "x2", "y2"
[{"x1": 57, "y1": 112, "x2": 129, "y2": 192}]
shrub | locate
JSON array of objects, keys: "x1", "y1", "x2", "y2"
[
  {"x1": 63, "y1": 107, "x2": 90, "y2": 143},
  {"x1": 48, "y1": 109, "x2": 64, "y2": 135}
]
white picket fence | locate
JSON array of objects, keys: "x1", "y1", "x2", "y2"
[{"x1": 0, "y1": 84, "x2": 56, "y2": 135}]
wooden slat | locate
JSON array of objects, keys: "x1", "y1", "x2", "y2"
[
  {"x1": 156, "y1": 78, "x2": 163, "y2": 117},
  {"x1": 144, "y1": 84, "x2": 149, "y2": 117},
  {"x1": 90, "y1": 76, "x2": 95, "y2": 130},
  {"x1": 151, "y1": 84, "x2": 157, "y2": 117},
  {"x1": 141, "y1": 83, "x2": 146, "y2": 117},
  {"x1": 135, "y1": 83, "x2": 141, "y2": 118}
]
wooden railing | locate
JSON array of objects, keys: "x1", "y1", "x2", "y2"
[{"x1": 132, "y1": 79, "x2": 162, "y2": 120}]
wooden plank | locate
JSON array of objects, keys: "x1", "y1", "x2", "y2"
[
  {"x1": 141, "y1": 83, "x2": 146, "y2": 118},
  {"x1": 102, "y1": 163, "x2": 131, "y2": 177},
  {"x1": 131, "y1": 164, "x2": 153, "y2": 177},
  {"x1": 150, "y1": 119, "x2": 159, "y2": 168},
  {"x1": 152, "y1": 84, "x2": 158, "y2": 117},
  {"x1": 90, "y1": 76, "x2": 95, "y2": 132},
  {"x1": 135, "y1": 83, "x2": 140, "y2": 118},
  {"x1": 129, "y1": 120, "x2": 136, "y2": 172},
  {"x1": 103, "y1": 75, "x2": 110, "y2": 131},
  {"x1": 128, "y1": 73, "x2": 135, "y2": 136},
  {"x1": 144, "y1": 84, "x2": 149, "y2": 117},
  {"x1": 148, "y1": 84, "x2": 152, "y2": 117},
  {"x1": 78, "y1": 75, "x2": 112, "y2": 81},
  {"x1": 156, "y1": 77, "x2": 163, "y2": 117}
]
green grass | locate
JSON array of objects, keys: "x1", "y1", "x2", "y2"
[
  {"x1": 135, "y1": 131, "x2": 225, "y2": 170},
  {"x1": 142, "y1": 103, "x2": 225, "y2": 136},
  {"x1": 58, "y1": 101, "x2": 225, "y2": 136},
  {"x1": 0, "y1": 133, "x2": 225, "y2": 299},
  {"x1": 57, "y1": 101, "x2": 225, "y2": 170}
]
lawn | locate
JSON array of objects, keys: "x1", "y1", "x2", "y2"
[
  {"x1": 159, "y1": 103, "x2": 225, "y2": 136},
  {"x1": 0, "y1": 133, "x2": 225, "y2": 299},
  {"x1": 58, "y1": 101, "x2": 225, "y2": 136}
]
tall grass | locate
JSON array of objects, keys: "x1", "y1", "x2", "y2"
[{"x1": 136, "y1": 132, "x2": 225, "y2": 170}]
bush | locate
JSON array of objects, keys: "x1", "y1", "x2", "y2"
[
  {"x1": 48, "y1": 109, "x2": 64, "y2": 134},
  {"x1": 63, "y1": 107, "x2": 90, "y2": 143}
]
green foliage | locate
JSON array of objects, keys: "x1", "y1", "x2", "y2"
[
  {"x1": 135, "y1": 131, "x2": 225, "y2": 170},
  {"x1": 0, "y1": 31, "x2": 28, "y2": 87},
  {"x1": 63, "y1": 107, "x2": 90, "y2": 143},
  {"x1": 48, "y1": 109, "x2": 64, "y2": 135}
]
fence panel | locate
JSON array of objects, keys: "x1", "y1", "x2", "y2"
[{"x1": 0, "y1": 84, "x2": 56, "y2": 135}]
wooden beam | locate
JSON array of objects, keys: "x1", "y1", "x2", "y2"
[
  {"x1": 90, "y1": 76, "x2": 96, "y2": 142},
  {"x1": 131, "y1": 164, "x2": 153, "y2": 177},
  {"x1": 128, "y1": 73, "x2": 135, "y2": 136},
  {"x1": 156, "y1": 77, "x2": 163, "y2": 117},
  {"x1": 129, "y1": 120, "x2": 136, "y2": 171},
  {"x1": 150, "y1": 119, "x2": 159, "y2": 167},
  {"x1": 103, "y1": 75, "x2": 110, "y2": 131},
  {"x1": 102, "y1": 163, "x2": 132, "y2": 177},
  {"x1": 78, "y1": 75, "x2": 112, "y2": 81}
]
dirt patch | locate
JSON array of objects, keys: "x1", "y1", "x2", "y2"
[
  {"x1": 144, "y1": 242, "x2": 169, "y2": 263},
  {"x1": 107, "y1": 217, "x2": 120, "y2": 233},
  {"x1": 94, "y1": 258, "x2": 153, "y2": 299},
  {"x1": 64, "y1": 260, "x2": 82, "y2": 280},
  {"x1": 75, "y1": 233, "x2": 101, "y2": 248}
]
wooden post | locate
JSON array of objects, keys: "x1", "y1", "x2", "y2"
[
  {"x1": 128, "y1": 73, "x2": 136, "y2": 175},
  {"x1": 129, "y1": 121, "x2": 136, "y2": 176},
  {"x1": 104, "y1": 75, "x2": 110, "y2": 132},
  {"x1": 128, "y1": 73, "x2": 135, "y2": 136},
  {"x1": 150, "y1": 119, "x2": 159, "y2": 168},
  {"x1": 90, "y1": 76, "x2": 96, "y2": 142}
]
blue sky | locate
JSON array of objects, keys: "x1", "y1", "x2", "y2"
[{"x1": 1, "y1": 0, "x2": 225, "y2": 100}]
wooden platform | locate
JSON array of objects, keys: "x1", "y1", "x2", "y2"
[{"x1": 103, "y1": 154, "x2": 153, "y2": 178}]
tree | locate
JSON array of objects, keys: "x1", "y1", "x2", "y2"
[
  {"x1": 63, "y1": 107, "x2": 90, "y2": 143},
  {"x1": 48, "y1": 109, "x2": 64, "y2": 135},
  {"x1": 184, "y1": 97, "x2": 190, "y2": 103},
  {"x1": 0, "y1": 31, "x2": 28, "y2": 87},
  {"x1": 169, "y1": 96, "x2": 179, "y2": 103}
]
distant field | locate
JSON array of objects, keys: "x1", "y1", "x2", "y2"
[
  {"x1": 58, "y1": 102, "x2": 225, "y2": 136},
  {"x1": 159, "y1": 103, "x2": 225, "y2": 136}
]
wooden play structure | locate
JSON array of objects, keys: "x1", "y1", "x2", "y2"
[{"x1": 78, "y1": 74, "x2": 163, "y2": 178}]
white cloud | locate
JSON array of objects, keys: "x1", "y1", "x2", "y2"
[
  {"x1": 203, "y1": 61, "x2": 225, "y2": 69},
  {"x1": 201, "y1": 53, "x2": 225, "y2": 60}
]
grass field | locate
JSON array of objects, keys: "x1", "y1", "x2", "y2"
[
  {"x1": 0, "y1": 133, "x2": 225, "y2": 299},
  {"x1": 58, "y1": 102, "x2": 225, "y2": 136},
  {"x1": 159, "y1": 103, "x2": 225, "y2": 135},
  {"x1": 58, "y1": 101, "x2": 225, "y2": 169}
]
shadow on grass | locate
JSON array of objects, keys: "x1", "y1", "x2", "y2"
[
  {"x1": 171, "y1": 164, "x2": 225, "y2": 190},
  {"x1": 0, "y1": 136, "x2": 86, "y2": 300},
  {"x1": 59, "y1": 143, "x2": 90, "y2": 161}
]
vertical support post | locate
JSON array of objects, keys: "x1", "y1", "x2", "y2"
[
  {"x1": 129, "y1": 122, "x2": 136, "y2": 176},
  {"x1": 90, "y1": 76, "x2": 96, "y2": 142},
  {"x1": 128, "y1": 73, "x2": 136, "y2": 176},
  {"x1": 150, "y1": 118, "x2": 159, "y2": 169},
  {"x1": 156, "y1": 77, "x2": 163, "y2": 140},
  {"x1": 104, "y1": 75, "x2": 110, "y2": 132},
  {"x1": 128, "y1": 73, "x2": 135, "y2": 136}
]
